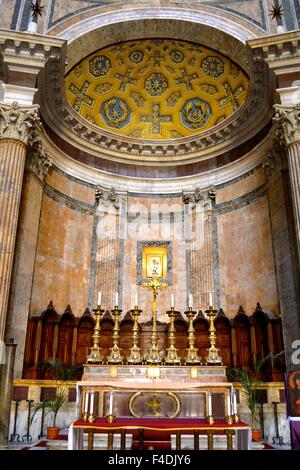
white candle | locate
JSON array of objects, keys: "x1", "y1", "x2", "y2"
[
  {"x1": 208, "y1": 392, "x2": 212, "y2": 416},
  {"x1": 233, "y1": 391, "x2": 237, "y2": 415},
  {"x1": 209, "y1": 292, "x2": 213, "y2": 307},
  {"x1": 115, "y1": 292, "x2": 119, "y2": 307},
  {"x1": 109, "y1": 392, "x2": 113, "y2": 415},
  {"x1": 189, "y1": 293, "x2": 193, "y2": 308},
  {"x1": 135, "y1": 293, "x2": 138, "y2": 307},
  {"x1": 227, "y1": 392, "x2": 231, "y2": 416},
  {"x1": 171, "y1": 294, "x2": 175, "y2": 308},
  {"x1": 97, "y1": 291, "x2": 102, "y2": 306},
  {"x1": 84, "y1": 391, "x2": 89, "y2": 413},
  {"x1": 89, "y1": 391, "x2": 95, "y2": 415}
]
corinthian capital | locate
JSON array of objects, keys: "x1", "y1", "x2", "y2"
[
  {"x1": 0, "y1": 102, "x2": 40, "y2": 145},
  {"x1": 273, "y1": 103, "x2": 300, "y2": 145}
]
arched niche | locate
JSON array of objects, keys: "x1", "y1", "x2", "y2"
[
  {"x1": 232, "y1": 312, "x2": 251, "y2": 368},
  {"x1": 194, "y1": 314, "x2": 209, "y2": 363},
  {"x1": 174, "y1": 315, "x2": 188, "y2": 361},
  {"x1": 215, "y1": 313, "x2": 232, "y2": 367},
  {"x1": 39, "y1": 307, "x2": 60, "y2": 365},
  {"x1": 76, "y1": 313, "x2": 94, "y2": 366},
  {"x1": 57, "y1": 309, "x2": 75, "y2": 366},
  {"x1": 119, "y1": 313, "x2": 134, "y2": 360},
  {"x1": 251, "y1": 308, "x2": 270, "y2": 362}
]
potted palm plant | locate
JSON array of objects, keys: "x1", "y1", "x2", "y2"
[
  {"x1": 228, "y1": 352, "x2": 284, "y2": 442},
  {"x1": 32, "y1": 384, "x2": 67, "y2": 439}
]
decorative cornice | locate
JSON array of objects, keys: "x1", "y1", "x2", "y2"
[
  {"x1": 273, "y1": 103, "x2": 300, "y2": 145},
  {"x1": 182, "y1": 186, "x2": 216, "y2": 208},
  {"x1": 95, "y1": 186, "x2": 124, "y2": 210},
  {"x1": 248, "y1": 30, "x2": 300, "y2": 73},
  {"x1": 0, "y1": 29, "x2": 66, "y2": 81},
  {"x1": 0, "y1": 102, "x2": 40, "y2": 145}
]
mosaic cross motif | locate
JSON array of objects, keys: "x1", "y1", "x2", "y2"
[
  {"x1": 140, "y1": 103, "x2": 172, "y2": 134},
  {"x1": 68, "y1": 81, "x2": 94, "y2": 112},
  {"x1": 149, "y1": 51, "x2": 164, "y2": 67},
  {"x1": 114, "y1": 68, "x2": 137, "y2": 91},
  {"x1": 175, "y1": 68, "x2": 197, "y2": 92},
  {"x1": 218, "y1": 82, "x2": 244, "y2": 111}
]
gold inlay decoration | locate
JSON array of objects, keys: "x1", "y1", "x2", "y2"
[{"x1": 65, "y1": 39, "x2": 249, "y2": 140}]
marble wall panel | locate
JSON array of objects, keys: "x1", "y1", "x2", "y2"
[
  {"x1": 30, "y1": 195, "x2": 93, "y2": 316},
  {"x1": 216, "y1": 168, "x2": 266, "y2": 205},
  {"x1": 217, "y1": 196, "x2": 279, "y2": 316},
  {"x1": 46, "y1": 168, "x2": 95, "y2": 206}
]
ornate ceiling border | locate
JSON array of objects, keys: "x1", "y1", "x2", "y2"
[{"x1": 38, "y1": 14, "x2": 274, "y2": 163}]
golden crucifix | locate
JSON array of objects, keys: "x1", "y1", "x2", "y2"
[{"x1": 142, "y1": 267, "x2": 169, "y2": 363}]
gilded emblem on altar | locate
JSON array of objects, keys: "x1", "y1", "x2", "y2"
[
  {"x1": 181, "y1": 98, "x2": 211, "y2": 130},
  {"x1": 101, "y1": 97, "x2": 131, "y2": 129}
]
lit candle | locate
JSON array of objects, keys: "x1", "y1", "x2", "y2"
[
  {"x1": 109, "y1": 392, "x2": 113, "y2": 415},
  {"x1": 189, "y1": 293, "x2": 193, "y2": 308},
  {"x1": 233, "y1": 391, "x2": 237, "y2": 415},
  {"x1": 227, "y1": 392, "x2": 231, "y2": 416},
  {"x1": 115, "y1": 292, "x2": 119, "y2": 307},
  {"x1": 97, "y1": 291, "x2": 102, "y2": 306},
  {"x1": 209, "y1": 292, "x2": 213, "y2": 308},
  {"x1": 84, "y1": 391, "x2": 89, "y2": 413},
  {"x1": 89, "y1": 390, "x2": 95, "y2": 415},
  {"x1": 171, "y1": 294, "x2": 175, "y2": 308},
  {"x1": 135, "y1": 293, "x2": 138, "y2": 307},
  {"x1": 208, "y1": 392, "x2": 212, "y2": 416}
]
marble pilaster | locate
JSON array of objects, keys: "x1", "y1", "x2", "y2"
[{"x1": 0, "y1": 102, "x2": 40, "y2": 364}]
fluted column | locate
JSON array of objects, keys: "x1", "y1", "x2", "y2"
[
  {"x1": 4, "y1": 143, "x2": 52, "y2": 377},
  {"x1": 0, "y1": 102, "x2": 40, "y2": 364},
  {"x1": 274, "y1": 97, "x2": 300, "y2": 260}
]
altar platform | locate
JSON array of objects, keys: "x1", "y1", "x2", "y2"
[
  {"x1": 77, "y1": 364, "x2": 233, "y2": 419},
  {"x1": 68, "y1": 417, "x2": 251, "y2": 450}
]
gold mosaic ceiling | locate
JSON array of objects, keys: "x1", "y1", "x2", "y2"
[{"x1": 65, "y1": 39, "x2": 249, "y2": 141}]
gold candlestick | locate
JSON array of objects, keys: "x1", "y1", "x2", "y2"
[
  {"x1": 143, "y1": 270, "x2": 168, "y2": 364},
  {"x1": 165, "y1": 307, "x2": 180, "y2": 364},
  {"x1": 185, "y1": 308, "x2": 201, "y2": 364},
  {"x1": 107, "y1": 307, "x2": 123, "y2": 364},
  {"x1": 87, "y1": 306, "x2": 105, "y2": 363},
  {"x1": 205, "y1": 306, "x2": 223, "y2": 365},
  {"x1": 127, "y1": 306, "x2": 142, "y2": 364}
]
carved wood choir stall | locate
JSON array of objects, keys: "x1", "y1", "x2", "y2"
[{"x1": 23, "y1": 301, "x2": 284, "y2": 381}]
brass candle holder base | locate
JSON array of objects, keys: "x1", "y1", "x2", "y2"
[
  {"x1": 186, "y1": 347, "x2": 201, "y2": 364},
  {"x1": 106, "y1": 414, "x2": 116, "y2": 424},
  {"x1": 88, "y1": 414, "x2": 96, "y2": 423},
  {"x1": 127, "y1": 345, "x2": 142, "y2": 364},
  {"x1": 225, "y1": 415, "x2": 234, "y2": 425},
  {"x1": 206, "y1": 415, "x2": 215, "y2": 425},
  {"x1": 107, "y1": 345, "x2": 123, "y2": 364},
  {"x1": 233, "y1": 413, "x2": 240, "y2": 423},
  {"x1": 82, "y1": 412, "x2": 89, "y2": 421},
  {"x1": 205, "y1": 345, "x2": 223, "y2": 365},
  {"x1": 165, "y1": 345, "x2": 181, "y2": 364},
  {"x1": 146, "y1": 344, "x2": 161, "y2": 364}
]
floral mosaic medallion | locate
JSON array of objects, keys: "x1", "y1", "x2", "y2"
[
  {"x1": 180, "y1": 98, "x2": 211, "y2": 130},
  {"x1": 100, "y1": 97, "x2": 131, "y2": 129},
  {"x1": 89, "y1": 55, "x2": 111, "y2": 77},
  {"x1": 144, "y1": 73, "x2": 169, "y2": 96},
  {"x1": 201, "y1": 56, "x2": 224, "y2": 79}
]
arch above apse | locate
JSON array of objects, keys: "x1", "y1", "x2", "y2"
[{"x1": 52, "y1": 5, "x2": 265, "y2": 73}]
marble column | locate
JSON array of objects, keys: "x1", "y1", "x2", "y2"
[
  {"x1": 5, "y1": 144, "x2": 52, "y2": 377},
  {"x1": 274, "y1": 87, "x2": 300, "y2": 261},
  {"x1": 0, "y1": 102, "x2": 40, "y2": 364},
  {"x1": 0, "y1": 340, "x2": 16, "y2": 443}
]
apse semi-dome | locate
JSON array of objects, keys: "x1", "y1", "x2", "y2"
[{"x1": 65, "y1": 38, "x2": 249, "y2": 141}]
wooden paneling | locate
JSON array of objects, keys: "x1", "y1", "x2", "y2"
[{"x1": 22, "y1": 304, "x2": 284, "y2": 380}]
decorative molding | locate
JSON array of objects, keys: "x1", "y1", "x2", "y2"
[
  {"x1": 0, "y1": 102, "x2": 40, "y2": 145},
  {"x1": 95, "y1": 186, "x2": 122, "y2": 211},
  {"x1": 262, "y1": 127, "x2": 286, "y2": 179},
  {"x1": 182, "y1": 186, "x2": 216, "y2": 208},
  {"x1": 26, "y1": 143, "x2": 53, "y2": 180},
  {"x1": 273, "y1": 103, "x2": 300, "y2": 145}
]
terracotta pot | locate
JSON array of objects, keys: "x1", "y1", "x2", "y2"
[
  {"x1": 47, "y1": 427, "x2": 60, "y2": 440},
  {"x1": 252, "y1": 429, "x2": 262, "y2": 442}
]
